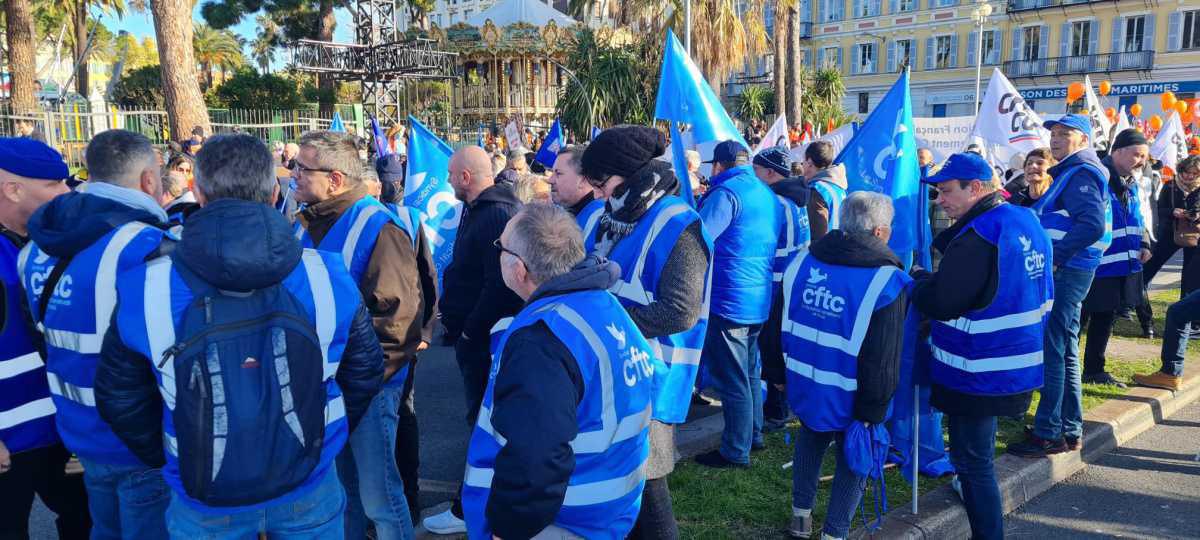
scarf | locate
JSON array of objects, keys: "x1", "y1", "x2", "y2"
[{"x1": 593, "y1": 160, "x2": 679, "y2": 256}]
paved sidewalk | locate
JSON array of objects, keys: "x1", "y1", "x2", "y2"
[{"x1": 1005, "y1": 399, "x2": 1200, "y2": 539}]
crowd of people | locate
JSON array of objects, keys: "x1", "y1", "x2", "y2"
[{"x1": 0, "y1": 110, "x2": 1195, "y2": 540}]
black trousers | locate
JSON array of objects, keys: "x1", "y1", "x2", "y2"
[
  {"x1": 0, "y1": 443, "x2": 90, "y2": 540},
  {"x1": 1083, "y1": 311, "x2": 1117, "y2": 376},
  {"x1": 451, "y1": 336, "x2": 492, "y2": 518},
  {"x1": 394, "y1": 359, "x2": 421, "y2": 524},
  {"x1": 627, "y1": 477, "x2": 679, "y2": 540}
]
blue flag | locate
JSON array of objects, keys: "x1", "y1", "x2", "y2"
[
  {"x1": 653, "y1": 31, "x2": 746, "y2": 147},
  {"x1": 370, "y1": 115, "x2": 390, "y2": 158},
  {"x1": 403, "y1": 116, "x2": 461, "y2": 282},
  {"x1": 669, "y1": 122, "x2": 697, "y2": 208},
  {"x1": 590, "y1": 126, "x2": 602, "y2": 141},
  {"x1": 535, "y1": 119, "x2": 564, "y2": 167},
  {"x1": 329, "y1": 112, "x2": 346, "y2": 133},
  {"x1": 835, "y1": 70, "x2": 920, "y2": 262}
]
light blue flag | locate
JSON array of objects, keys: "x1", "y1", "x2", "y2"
[
  {"x1": 834, "y1": 70, "x2": 920, "y2": 263},
  {"x1": 329, "y1": 112, "x2": 346, "y2": 133},
  {"x1": 669, "y1": 122, "x2": 697, "y2": 208},
  {"x1": 535, "y1": 119, "x2": 565, "y2": 167},
  {"x1": 404, "y1": 115, "x2": 461, "y2": 282},
  {"x1": 653, "y1": 31, "x2": 747, "y2": 148}
]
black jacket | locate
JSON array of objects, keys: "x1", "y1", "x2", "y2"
[
  {"x1": 761, "y1": 177, "x2": 811, "y2": 386},
  {"x1": 439, "y1": 184, "x2": 524, "y2": 342},
  {"x1": 486, "y1": 256, "x2": 620, "y2": 539},
  {"x1": 94, "y1": 199, "x2": 385, "y2": 468},
  {"x1": 770, "y1": 176, "x2": 810, "y2": 208},
  {"x1": 806, "y1": 230, "x2": 907, "y2": 424},
  {"x1": 911, "y1": 193, "x2": 1032, "y2": 417}
]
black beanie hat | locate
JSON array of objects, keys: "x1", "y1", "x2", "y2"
[
  {"x1": 1111, "y1": 128, "x2": 1149, "y2": 151},
  {"x1": 580, "y1": 125, "x2": 667, "y2": 180}
]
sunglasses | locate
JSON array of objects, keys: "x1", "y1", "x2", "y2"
[
  {"x1": 493, "y1": 238, "x2": 524, "y2": 262},
  {"x1": 585, "y1": 174, "x2": 613, "y2": 189}
]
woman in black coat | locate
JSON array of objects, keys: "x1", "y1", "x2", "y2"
[{"x1": 1143, "y1": 155, "x2": 1200, "y2": 297}]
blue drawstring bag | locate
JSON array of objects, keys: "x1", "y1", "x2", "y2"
[{"x1": 845, "y1": 422, "x2": 890, "y2": 531}]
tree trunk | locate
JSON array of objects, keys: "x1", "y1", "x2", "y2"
[
  {"x1": 150, "y1": 0, "x2": 211, "y2": 140},
  {"x1": 4, "y1": 0, "x2": 39, "y2": 113},
  {"x1": 315, "y1": 0, "x2": 337, "y2": 115},
  {"x1": 73, "y1": 0, "x2": 90, "y2": 96},
  {"x1": 771, "y1": 3, "x2": 787, "y2": 122},
  {"x1": 786, "y1": 6, "x2": 803, "y2": 131}
]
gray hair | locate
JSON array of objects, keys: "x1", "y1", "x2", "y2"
[
  {"x1": 194, "y1": 134, "x2": 277, "y2": 204},
  {"x1": 508, "y1": 203, "x2": 584, "y2": 284},
  {"x1": 161, "y1": 170, "x2": 187, "y2": 199},
  {"x1": 839, "y1": 191, "x2": 894, "y2": 234},
  {"x1": 85, "y1": 129, "x2": 157, "y2": 187},
  {"x1": 298, "y1": 130, "x2": 363, "y2": 184}
]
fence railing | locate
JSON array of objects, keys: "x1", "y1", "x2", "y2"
[{"x1": 1002, "y1": 50, "x2": 1154, "y2": 78}]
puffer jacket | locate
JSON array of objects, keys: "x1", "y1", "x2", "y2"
[{"x1": 94, "y1": 199, "x2": 384, "y2": 467}]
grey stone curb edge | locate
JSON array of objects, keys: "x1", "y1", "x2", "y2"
[{"x1": 851, "y1": 367, "x2": 1200, "y2": 539}]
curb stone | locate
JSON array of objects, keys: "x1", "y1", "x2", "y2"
[{"x1": 851, "y1": 366, "x2": 1200, "y2": 539}]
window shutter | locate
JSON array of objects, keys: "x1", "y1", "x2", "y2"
[
  {"x1": 925, "y1": 37, "x2": 935, "y2": 69},
  {"x1": 1039, "y1": 25, "x2": 1050, "y2": 60},
  {"x1": 800, "y1": 0, "x2": 811, "y2": 22},
  {"x1": 851, "y1": 46, "x2": 859, "y2": 74},
  {"x1": 837, "y1": 47, "x2": 844, "y2": 71},
  {"x1": 1088, "y1": 20, "x2": 1099, "y2": 56},
  {"x1": 817, "y1": 0, "x2": 825, "y2": 24},
  {"x1": 818, "y1": 47, "x2": 826, "y2": 68},
  {"x1": 889, "y1": 0, "x2": 898, "y2": 14},
  {"x1": 1143, "y1": 14, "x2": 1155, "y2": 52},
  {"x1": 1168, "y1": 12, "x2": 1182, "y2": 51},
  {"x1": 988, "y1": 31, "x2": 1000, "y2": 64},
  {"x1": 872, "y1": 0, "x2": 882, "y2": 16},
  {"x1": 836, "y1": 0, "x2": 845, "y2": 21},
  {"x1": 852, "y1": 0, "x2": 861, "y2": 18},
  {"x1": 887, "y1": 41, "x2": 896, "y2": 72},
  {"x1": 950, "y1": 34, "x2": 959, "y2": 67},
  {"x1": 804, "y1": 49, "x2": 812, "y2": 67},
  {"x1": 1012, "y1": 28, "x2": 1023, "y2": 61},
  {"x1": 1111, "y1": 17, "x2": 1124, "y2": 54},
  {"x1": 1060, "y1": 22, "x2": 1071, "y2": 57},
  {"x1": 968, "y1": 31, "x2": 978, "y2": 64}
]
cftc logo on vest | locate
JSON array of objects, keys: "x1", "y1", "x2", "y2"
[
  {"x1": 610, "y1": 323, "x2": 652, "y2": 387},
  {"x1": 1019, "y1": 235, "x2": 1046, "y2": 280},
  {"x1": 29, "y1": 270, "x2": 72, "y2": 304},
  {"x1": 801, "y1": 267, "x2": 845, "y2": 316}
]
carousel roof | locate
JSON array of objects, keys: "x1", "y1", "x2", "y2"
[{"x1": 466, "y1": 0, "x2": 576, "y2": 28}]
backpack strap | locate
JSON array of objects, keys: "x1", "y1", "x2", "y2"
[{"x1": 37, "y1": 254, "x2": 75, "y2": 323}]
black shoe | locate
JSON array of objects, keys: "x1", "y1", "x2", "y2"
[
  {"x1": 1007, "y1": 435, "x2": 1068, "y2": 458},
  {"x1": 1065, "y1": 436, "x2": 1082, "y2": 452},
  {"x1": 751, "y1": 441, "x2": 767, "y2": 452},
  {"x1": 1082, "y1": 372, "x2": 1127, "y2": 388},
  {"x1": 1142, "y1": 326, "x2": 1155, "y2": 339},
  {"x1": 691, "y1": 391, "x2": 712, "y2": 406},
  {"x1": 694, "y1": 450, "x2": 749, "y2": 469},
  {"x1": 763, "y1": 417, "x2": 791, "y2": 433}
]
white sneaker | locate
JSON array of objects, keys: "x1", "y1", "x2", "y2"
[{"x1": 423, "y1": 508, "x2": 467, "y2": 535}]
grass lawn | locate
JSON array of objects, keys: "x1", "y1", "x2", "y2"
[{"x1": 669, "y1": 290, "x2": 1187, "y2": 539}]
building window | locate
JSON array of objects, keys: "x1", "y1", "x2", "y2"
[
  {"x1": 1022, "y1": 26, "x2": 1041, "y2": 61},
  {"x1": 822, "y1": 0, "x2": 843, "y2": 22},
  {"x1": 856, "y1": 43, "x2": 876, "y2": 73},
  {"x1": 935, "y1": 35, "x2": 953, "y2": 69},
  {"x1": 1124, "y1": 16, "x2": 1146, "y2": 52},
  {"x1": 895, "y1": 39, "x2": 913, "y2": 71},
  {"x1": 981, "y1": 30, "x2": 998, "y2": 64},
  {"x1": 895, "y1": 0, "x2": 914, "y2": 12},
  {"x1": 823, "y1": 46, "x2": 840, "y2": 69},
  {"x1": 856, "y1": 0, "x2": 879, "y2": 18},
  {"x1": 1185, "y1": 11, "x2": 1200, "y2": 50},
  {"x1": 932, "y1": 104, "x2": 947, "y2": 118},
  {"x1": 858, "y1": 92, "x2": 869, "y2": 114},
  {"x1": 1071, "y1": 20, "x2": 1092, "y2": 56}
]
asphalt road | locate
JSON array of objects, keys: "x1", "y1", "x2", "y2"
[{"x1": 1005, "y1": 399, "x2": 1200, "y2": 539}]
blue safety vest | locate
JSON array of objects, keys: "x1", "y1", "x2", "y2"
[
  {"x1": 780, "y1": 252, "x2": 910, "y2": 432},
  {"x1": 575, "y1": 199, "x2": 605, "y2": 238},
  {"x1": 702, "y1": 165, "x2": 780, "y2": 324},
  {"x1": 1095, "y1": 184, "x2": 1144, "y2": 278},
  {"x1": 1032, "y1": 162, "x2": 1113, "y2": 271},
  {"x1": 0, "y1": 235, "x2": 58, "y2": 455},
  {"x1": 112, "y1": 249, "x2": 359, "y2": 512},
  {"x1": 773, "y1": 195, "x2": 811, "y2": 284},
  {"x1": 294, "y1": 196, "x2": 395, "y2": 283},
  {"x1": 463, "y1": 290, "x2": 652, "y2": 540},
  {"x1": 19, "y1": 222, "x2": 168, "y2": 465},
  {"x1": 811, "y1": 179, "x2": 846, "y2": 231},
  {"x1": 930, "y1": 203, "x2": 1054, "y2": 396},
  {"x1": 581, "y1": 196, "x2": 713, "y2": 424},
  {"x1": 383, "y1": 202, "x2": 427, "y2": 252}
]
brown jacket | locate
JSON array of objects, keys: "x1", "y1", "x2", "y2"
[
  {"x1": 806, "y1": 163, "x2": 849, "y2": 242},
  {"x1": 298, "y1": 185, "x2": 426, "y2": 382}
]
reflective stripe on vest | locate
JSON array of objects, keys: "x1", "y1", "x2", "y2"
[
  {"x1": 1, "y1": 233, "x2": 59, "y2": 453},
  {"x1": 811, "y1": 180, "x2": 845, "y2": 230},
  {"x1": 296, "y1": 197, "x2": 392, "y2": 283},
  {"x1": 773, "y1": 195, "x2": 810, "y2": 282},
  {"x1": 1096, "y1": 183, "x2": 1144, "y2": 278},
  {"x1": 1033, "y1": 162, "x2": 1112, "y2": 270}
]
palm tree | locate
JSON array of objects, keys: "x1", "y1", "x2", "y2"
[
  {"x1": 250, "y1": 15, "x2": 278, "y2": 73},
  {"x1": 772, "y1": 0, "x2": 791, "y2": 122},
  {"x1": 45, "y1": 0, "x2": 140, "y2": 96},
  {"x1": 556, "y1": 28, "x2": 661, "y2": 136},
  {"x1": 4, "y1": 0, "x2": 39, "y2": 112},
  {"x1": 736, "y1": 85, "x2": 773, "y2": 123},
  {"x1": 786, "y1": 3, "x2": 803, "y2": 129},
  {"x1": 193, "y1": 24, "x2": 244, "y2": 90},
  {"x1": 149, "y1": 0, "x2": 210, "y2": 139}
]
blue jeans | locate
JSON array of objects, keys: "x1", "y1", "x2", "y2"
[
  {"x1": 948, "y1": 415, "x2": 1003, "y2": 540},
  {"x1": 1162, "y1": 289, "x2": 1200, "y2": 376},
  {"x1": 704, "y1": 314, "x2": 764, "y2": 464},
  {"x1": 790, "y1": 425, "x2": 863, "y2": 538},
  {"x1": 1033, "y1": 266, "x2": 1094, "y2": 441},
  {"x1": 77, "y1": 457, "x2": 169, "y2": 540},
  {"x1": 165, "y1": 466, "x2": 345, "y2": 539},
  {"x1": 337, "y1": 384, "x2": 414, "y2": 540}
]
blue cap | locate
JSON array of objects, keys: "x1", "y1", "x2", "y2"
[
  {"x1": 704, "y1": 140, "x2": 749, "y2": 164},
  {"x1": 752, "y1": 146, "x2": 792, "y2": 176},
  {"x1": 1043, "y1": 114, "x2": 1092, "y2": 137},
  {"x1": 0, "y1": 137, "x2": 68, "y2": 181},
  {"x1": 925, "y1": 152, "x2": 993, "y2": 184}
]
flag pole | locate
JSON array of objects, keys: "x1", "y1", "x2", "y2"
[
  {"x1": 684, "y1": 0, "x2": 692, "y2": 55},
  {"x1": 912, "y1": 386, "x2": 919, "y2": 515}
]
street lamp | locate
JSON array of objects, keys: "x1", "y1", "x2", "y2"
[{"x1": 972, "y1": 2, "x2": 994, "y2": 116}]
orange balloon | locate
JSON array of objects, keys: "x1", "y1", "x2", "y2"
[
  {"x1": 1130, "y1": 103, "x2": 1143, "y2": 117},
  {"x1": 826, "y1": 119, "x2": 835, "y2": 134},
  {"x1": 1099, "y1": 80, "x2": 1112, "y2": 96},
  {"x1": 1105, "y1": 107, "x2": 1116, "y2": 120},
  {"x1": 1162, "y1": 91, "x2": 1177, "y2": 112},
  {"x1": 1067, "y1": 82, "x2": 1086, "y2": 103},
  {"x1": 1176, "y1": 100, "x2": 1189, "y2": 116},
  {"x1": 1149, "y1": 115, "x2": 1164, "y2": 131}
]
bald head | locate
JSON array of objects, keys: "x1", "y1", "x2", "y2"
[{"x1": 450, "y1": 145, "x2": 495, "y2": 203}]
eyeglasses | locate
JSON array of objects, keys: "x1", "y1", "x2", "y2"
[
  {"x1": 493, "y1": 238, "x2": 524, "y2": 262},
  {"x1": 293, "y1": 161, "x2": 337, "y2": 176},
  {"x1": 585, "y1": 174, "x2": 612, "y2": 188}
]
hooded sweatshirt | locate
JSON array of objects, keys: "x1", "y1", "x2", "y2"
[{"x1": 806, "y1": 163, "x2": 848, "y2": 242}]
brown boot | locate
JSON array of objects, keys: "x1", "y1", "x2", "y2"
[{"x1": 1132, "y1": 371, "x2": 1182, "y2": 391}]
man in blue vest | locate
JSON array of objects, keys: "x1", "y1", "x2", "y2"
[
  {"x1": 1009, "y1": 114, "x2": 1110, "y2": 459},
  {"x1": 912, "y1": 152, "x2": 1054, "y2": 539},
  {"x1": 1081, "y1": 129, "x2": 1151, "y2": 387},
  {"x1": 781, "y1": 191, "x2": 909, "y2": 540},
  {"x1": 94, "y1": 133, "x2": 385, "y2": 537},
  {"x1": 694, "y1": 140, "x2": 780, "y2": 468},
  {"x1": 0, "y1": 138, "x2": 90, "y2": 539},
  {"x1": 801, "y1": 141, "x2": 847, "y2": 242},
  {"x1": 462, "y1": 203, "x2": 652, "y2": 540},
  {"x1": 751, "y1": 145, "x2": 810, "y2": 433},
  {"x1": 19, "y1": 129, "x2": 171, "y2": 539},
  {"x1": 549, "y1": 144, "x2": 597, "y2": 217},
  {"x1": 292, "y1": 130, "x2": 424, "y2": 538}
]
